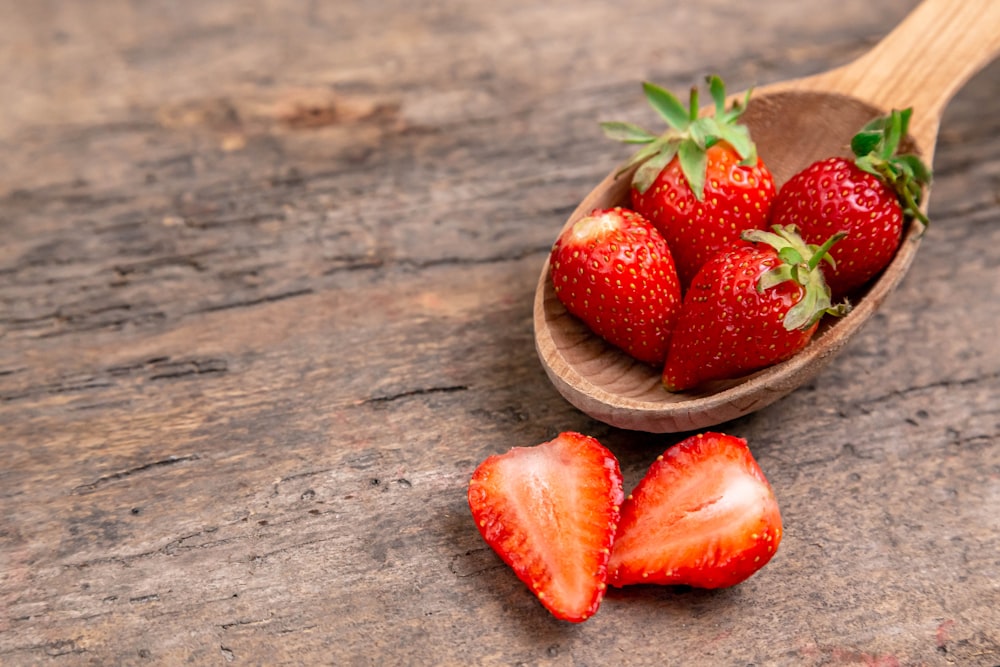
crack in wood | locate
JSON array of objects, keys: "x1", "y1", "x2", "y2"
[
  {"x1": 181, "y1": 211, "x2": 284, "y2": 230},
  {"x1": 34, "y1": 310, "x2": 168, "y2": 339},
  {"x1": 0, "y1": 185, "x2": 133, "y2": 211},
  {"x1": 393, "y1": 246, "x2": 550, "y2": 271},
  {"x1": 0, "y1": 312, "x2": 68, "y2": 327},
  {"x1": 1, "y1": 356, "x2": 228, "y2": 404},
  {"x1": 148, "y1": 358, "x2": 228, "y2": 381},
  {"x1": 279, "y1": 468, "x2": 335, "y2": 483},
  {"x1": 67, "y1": 526, "x2": 248, "y2": 569},
  {"x1": 1, "y1": 378, "x2": 114, "y2": 402},
  {"x1": 319, "y1": 256, "x2": 385, "y2": 274},
  {"x1": 106, "y1": 356, "x2": 170, "y2": 376},
  {"x1": 72, "y1": 454, "x2": 202, "y2": 494},
  {"x1": 113, "y1": 253, "x2": 211, "y2": 276},
  {"x1": 219, "y1": 617, "x2": 272, "y2": 630},
  {"x1": 249, "y1": 535, "x2": 342, "y2": 564},
  {"x1": 0, "y1": 638, "x2": 88, "y2": 659},
  {"x1": 195, "y1": 288, "x2": 314, "y2": 313},
  {"x1": 850, "y1": 371, "x2": 1000, "y2": 412},
  {"x1": 67, "y1": 535, "x2": 234, "y2": 570},
  {"x1": 362, "y1": 384, "x2": 469, "y2": 405}
]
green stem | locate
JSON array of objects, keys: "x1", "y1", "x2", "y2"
[
  {"x1": 807, "y1": 232, "x2": 847, "y2": 271},
  {"x1": 902, "y1": 187, "x2": 930, "y2": 227}
]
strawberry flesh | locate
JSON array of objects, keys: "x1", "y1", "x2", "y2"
[
  {"x1": 608, "y1": 432, "x2": 782, "y2": 589},
  {"x1": 468, "y1": 432, "x2": 624, "y2": 622}
]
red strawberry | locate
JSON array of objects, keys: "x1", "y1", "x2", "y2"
[
  {"x1": 602, "y1": 76, "x2": 776, "y2": 288},
  {"x1": 550, "y1": 206, "x2": 681, "y2": 364},
  {"x1": 770, "y1": 108, "x2": 932, "y2": 299},
  {"x1": 467, "y1": 432, "x2": 625, "y2": 622},
  {"x1": 662, "y1": 225, "x2": 849, "y2": 392},
  {"x1": 608, "y1": 432, "x2": 782, "y2": 589}
]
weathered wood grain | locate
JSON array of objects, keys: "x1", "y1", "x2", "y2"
[{"x1": 2, "y1": 0, "x2": 998, "y2": 664}]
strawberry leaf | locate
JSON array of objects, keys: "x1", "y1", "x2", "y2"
[
  {"x1": 778, "y1": 246, "x2": 804, "y2": 266},
  {"x1": 677, "y1": 139, "x2": 708, "y2": 200},
  {"x1": 882, "y1": 109, "x2": 905, "y2": 157},
  {"x1": 783, "y1": 282, "x2": 821, "y2": 330},
  {"x1": 850, "y1": 130, "x2": 882, "y2": 157},
  {"x1": 895, "y1": 110, "x2": 914, "y2": 157},
  {"x1": 633, "y1": 143, "x2": 679, "y2": 194},
  {"x1": 743, "y1": 226, "x2": 849, "y2": 330},
  {"x1": 897, "y1": 153, "x2": 932, "y2": 184},
  {"x1": 643, "y1": 82, "x2": 691, "y2": 130},
  {"x1": 849, "y1": 107, "x2": 931, "y2": 227},
  {"x1": 708, "y1": 74, "x2": 727, "y2": 115},
  {"x1": 689, "y1": 118, "x2": 716, "y2": 149},
  {"x1": 724, "y1": 88, "x2": 752, "y2": 123},
  {"x1": 618, "y1": 137, "x2": 669, "y2": 174},
  {"x1": 853, "y1": 154, "x2": 881, "y2": 179},
  {"x1": 860, "y1": 114, "x2": 888, "y2": 133},
  {"x1": 605, "y1": 76, "x2": 762, "y2": 201},
  {"x1": 600, "y1": 121, "x2": 657, "y2": 144},
  {"x1": 757, "y1": 265, "x2": 794, "y2": 292},
  {"x1": 716, "y1": 123, "x2": 756, "y2": 163}
]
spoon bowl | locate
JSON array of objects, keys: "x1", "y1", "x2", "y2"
[{"x1": 534, "y1": 0, "x2": 1000, "y2": 432}]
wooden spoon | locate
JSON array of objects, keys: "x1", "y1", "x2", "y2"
[{"x1": 534, "y1": 0, "x2": 1000, "y2": 433}]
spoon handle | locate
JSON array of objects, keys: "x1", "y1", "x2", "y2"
[{"x1": 809, "y1": 0, "x2": 1000, "y2": 153}]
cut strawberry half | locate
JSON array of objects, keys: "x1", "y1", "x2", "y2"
[
  {"x1": 468, "y1": 432, "x2": 625, "y2": 622},
  {"x1": 608, "y1": 432, "x2": 782, "y2": 589}
]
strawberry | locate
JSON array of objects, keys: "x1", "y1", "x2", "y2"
[
  {"x1": 608, "y1": 432, "x2": 782, "y2": 589},
  {"x1": 467, "y1": 431, "x2": 625, "y2": 622},
  {"x1": 769, "y1": 108, "x2": 932, "y2": 299},
  {"x1": 602, "y1": 76, "x2": 776, "y2": 288},
  {"x1": 662, "y1": 225, "x2": 849, "y2": 392},
  {"x1": 550, "y1": 206, "x2": 682, "y2": 365}
]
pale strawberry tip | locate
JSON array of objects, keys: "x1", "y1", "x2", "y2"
[
  {"x1": 569, "y1": 209, "x2": 623, "y2": 242},
  {"x1": 549, "y1": 207, "x2": 681, "y2": 365}
]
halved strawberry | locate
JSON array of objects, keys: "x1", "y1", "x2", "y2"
[
  {"x1": 468, "y1": 432, "x2": 625, "y2": 622},
  {"x1": 608, "y1": 432, "x2": 782, "y2": 589}
]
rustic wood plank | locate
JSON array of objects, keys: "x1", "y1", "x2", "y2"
[{"x1": 2, "y1": 0, "x2": 998, "y2": 664}]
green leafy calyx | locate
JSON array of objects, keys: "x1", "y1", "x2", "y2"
[
  {"x1": 600, "y1": 75, "x2": 757, "y2": 201},
  {"x1": 741, "y1": 225, "x2": 851, "y2": 331},
  {"x1": 851, "y1": 108, "x2": 932, "y2": 227}
]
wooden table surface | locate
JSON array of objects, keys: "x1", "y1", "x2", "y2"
[{"x1": 2, "y1": 1, "x2": 998, "y2": 664}]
